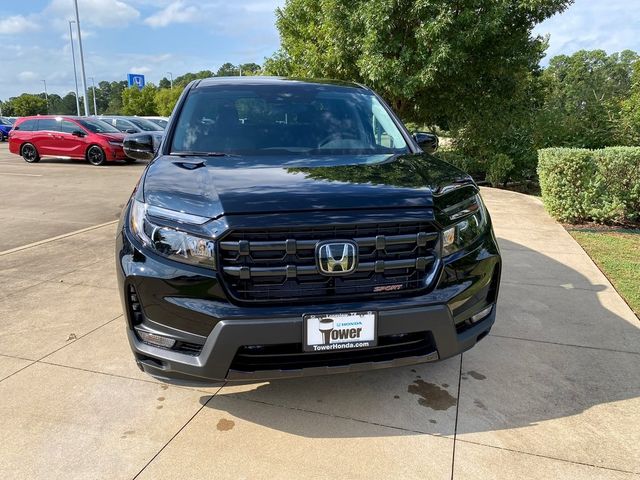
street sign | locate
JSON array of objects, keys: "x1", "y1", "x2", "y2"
[{"x1": 127, "y1": 73, "x2": 145, "y2": 90}]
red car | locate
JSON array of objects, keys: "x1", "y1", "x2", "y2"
[{"x1": 9, "y1": 116, "x2": 134, "y2": 166}]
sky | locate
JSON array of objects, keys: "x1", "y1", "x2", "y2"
[{"x1": 0, "y1": 0, "x2": 639, "y2": 100}]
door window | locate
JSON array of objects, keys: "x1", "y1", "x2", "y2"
[
  {"x1": 17, "y1": 119, "x2": 37, "y2": 131},
  {"x1": 59, "y1": 120, "x2": 80, "y2": 134},
  {"x1": 37, "y1": 119, "x2": 59, "y2": 132}
]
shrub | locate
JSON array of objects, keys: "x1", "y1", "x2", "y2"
[
  {"x1": 538, "y1": 147, "x2": 640, "y2": 224},
  {"x1": 434, "y1": 150, "x2": 483, "y2": 176},
  {"x1": 486, "y1": 154, "x2": 514, "y2": 187}
]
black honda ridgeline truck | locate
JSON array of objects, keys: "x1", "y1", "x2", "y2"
[{"x1": 117, "y1": 77, "x2": 501, "y2": 383}]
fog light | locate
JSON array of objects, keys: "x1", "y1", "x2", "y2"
[
  {"x1": 137, "y1": 330, "x2": 176, "y2": 349},
  {"x1": 470, "y1": 305, "x2": 493, "y2": 324}
]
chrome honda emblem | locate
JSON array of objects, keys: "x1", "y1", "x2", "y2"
[{"x1": 316, "y1": 241, "x2": 358, "y2": 275}]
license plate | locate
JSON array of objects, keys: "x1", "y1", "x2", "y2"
[{"x1": 303, "y1": 311, "x2": 377, "y2": 352}]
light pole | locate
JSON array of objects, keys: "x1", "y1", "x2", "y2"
[
  {"x1": 42, "y1": 80, "x2": 49, "y2": 114},
  {"x1": 73, "y1": 0, "x2": 90, "y2": 116},
  {"x1": 167, "y1": 71, "x2": 173, "y2": 89},
  {"x1": 69, "y1": 20, "x2": 81, "y2": 116},
  {"x1": 89, "y1": 76, "x2": 98, "y2": 115}
]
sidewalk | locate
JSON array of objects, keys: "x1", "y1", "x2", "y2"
[{"x1": 0, "y1": 187, "x2": 638, "y2": 479}]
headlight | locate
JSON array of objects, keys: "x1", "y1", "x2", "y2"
[
  {"x1": 442, "y1": 194, "x2": 487, "y2": 256},
  {"x1": 129, "y1": 199, "x2": 216, "y2": 269},
  {"x1": 108, "y1": 140, "x2": 123, "y2": 147}
]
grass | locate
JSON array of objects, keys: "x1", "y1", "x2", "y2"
[{"x1": 567, "y1": 228, "x2": 640, "y2": 317}]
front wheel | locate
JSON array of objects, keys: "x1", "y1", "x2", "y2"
[
  {"x1": 0, "y1": 132, "x2": 6, "y2": 142},
  {"x1": 87, "y1": 145, "x2": 106, "y2": 166},
  {"x1": 21, "y1": 143, "x2": 40, "y2": 163}
]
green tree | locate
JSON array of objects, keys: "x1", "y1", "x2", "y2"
[
  {"x1": 121, "y1": 84, "x2": 158, "y2": 115},
  {"x1": 537, "y1": 49, "x2": 639, "y2": 148},
  {"x1": 173, "y1": 70, "x2": 214, "y2": 88},
  {"x1": 103, "y1": 80, "x2": 128, "y2": 114},
  {"x1": 11, "y1": 94, "x2": 48, "y2": 116},
  {"x1": 46, "y1": 94, "x2": 63, "y2": 114},
  {"x1": 0, "y1": 100, "x2": 15, "y2": 116},
  {"x1": 239, "y1": 63, "x2": 262, "y2": 76},
  {"x1": 263, "y1": 49, "x2": 293, "y2": 76},
  {"x1": 59, "y1": 92, "x2": 81, "y2": 115},
  {"x1": 217, "y1": 62, "x2": 239, "y2": 76},
  {"x1": 620, "y1": 60, "x2": 640, "y2": 144},
  {"x1": 154, "y1": 87, "x2": 183, "y2": 116}
]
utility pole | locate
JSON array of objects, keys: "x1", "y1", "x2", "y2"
[
  {"x1": 167, "y1": 72, "x2": 173, "y2": 89},
  {"x1": 73, "y1": 0, "x2": 90, "y2": 116},
  {"x1": 89, "y1": 76, "x2": 98, "y2": 115},
  {"x1": 42, "y1": 80, "x2": 49, "y2": 114},
  {"x1": 69, "y1": 20, "x2": 81, "y2": 116}
]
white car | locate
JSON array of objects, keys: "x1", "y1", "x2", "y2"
[{"x1": 142, "y1": 116, "x2": 169, "y2": 129}]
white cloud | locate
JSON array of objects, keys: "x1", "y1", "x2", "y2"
[
  {"x1": 129, "y1": 66, "x2": 152, "y2": 74},
  {"x1": 0, "y1": 15, "x2": 32, "y2": 35},
  {"x1": 18, "y1": 71, "x2": 37, "y2": 81},
  {"x1": 47, "y1": 0, "x2": 140, "y2": 28},
  {"x1": 144, "y1": 1, "x2": 199, "y2": 28},
  {"x1": 535, "y1": 0, "x2": 640, "y2": 62},
  {"x1": 243, "y1": 1, "x2": 282, "y2": 13}
]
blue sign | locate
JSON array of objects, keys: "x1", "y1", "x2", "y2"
[{"x1": 127, "y1": 73, "x2": 145, "y2": 90}]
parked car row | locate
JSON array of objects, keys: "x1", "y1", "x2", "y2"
[
  {"x1": 5, "y1": 115, "x2": 169, "y2": 166},
  {"x1": 97, "y1": 116, "x2": 167, "y2": 133}
]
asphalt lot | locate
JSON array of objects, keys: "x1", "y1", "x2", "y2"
[
  {"x1": 0, "y1": 141, "x2": 639, "y2": 479},
  {"x1": 0, "y1": 143, "x2": 146, "y2": 252}
]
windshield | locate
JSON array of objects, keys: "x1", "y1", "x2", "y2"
[
  {"x1": 128, "y1": 117, "x2": 163, "y2": 131},
  {"x1": 148, "y1": 118, "x2": 168, "y2": 128},
  {"x1": 170, "y1": 85, "x2": 409, "y2": 156},
  {"x1": 0, "y1": 118, "x2": 12, "y2": 126},
  {"x1": 78, "y1": 118, "x2": 121, "y2": 134}
]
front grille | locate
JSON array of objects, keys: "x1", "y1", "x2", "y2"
[
  {"x1": 218, "y1": 222, "x2": 440, "y2": 303},
  {"x1": 230, "y1": 332, "x2": 435, "y2": 372}
]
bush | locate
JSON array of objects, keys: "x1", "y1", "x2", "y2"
[
  {"x1": 538, "y1": 147, "x2": 640, "y2": 224},
  {"x1": 434, "y1": 150, "x2": 483, "y2": 176},
  {"x1": 486, "y1": 154, "x2": 514, "y2": 187}
]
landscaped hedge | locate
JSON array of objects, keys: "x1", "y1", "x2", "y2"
[{"x1": 538, "y1": 147, "x2": 640, "y2": 224}]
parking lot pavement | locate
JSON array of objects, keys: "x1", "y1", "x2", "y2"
[
  {"x1": 0, "y1": 160, "x2": 638, "y2": 478},
  {"x1": 0, "y1": 143, "x2": 145, "y2": 251}
]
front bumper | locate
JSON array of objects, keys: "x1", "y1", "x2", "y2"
[
  {"x1": 117, "y1": 222, "x2": 501, "y2": 384},
  {"x1": 109, "y1": 146, "x2": 128, "y2": 160},
  {"x1": 127, "y1": 303, "x2": 496, "y2": 383}
]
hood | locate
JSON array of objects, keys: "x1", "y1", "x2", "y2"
[
  {"x1": 99, "y1": 132, "x2": 126, "y2": 142},
  {"x1": 142, "y1": 153, "x2": 474, "y2": 219}
]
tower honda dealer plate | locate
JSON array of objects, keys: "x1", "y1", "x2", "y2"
[{"x1": 303, "y1": 311, "x2": 377, "y2": 352}]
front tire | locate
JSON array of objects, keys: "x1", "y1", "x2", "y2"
[
  {"x1": 87, "y1": 145, "x2": 106, "y2": 166},
  {"x1": 0, "y1": 132, "x2": 6, "y2": 142},
  {"x1": 21, "y1": 143, "x2": 40, "y2": 163}
]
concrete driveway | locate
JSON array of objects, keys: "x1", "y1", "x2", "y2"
[{"x1": 0, "y1": 143, "x2": 638, "y2": 479}]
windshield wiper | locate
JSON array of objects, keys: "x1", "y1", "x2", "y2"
[{"x1": 170, "y1": 151, "x2": 239, "y2": 157}]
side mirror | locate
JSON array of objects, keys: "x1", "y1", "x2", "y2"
[
  {"x1": 72, "y1": 130, "x2": 85, "y2": 137},
  {"x1": 413, "y1": 132, "x2": 439, "y2": 153},
  {"x1": 125, "y1": 128, "x2": 137, "y2": 134},
  {"x1": 123, "y1": 133, "x2": 162, "y2": 161}
]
